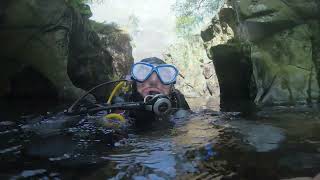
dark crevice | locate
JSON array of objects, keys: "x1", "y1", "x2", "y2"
[
  {"x1": 7, "y1": 66, "x2": 58, "y2": 100},
  {"x1": 260, "y1": 73, "x2": 278, "y2": 104},
  {"x1": 288, "y1": 64, "x2": 311, "y2": 71},
  {"x1": 310, "y1": 28, "x2": 320, "y2": 102},
  {"x1": 211, "y1": 44, "x2": 254, "y2": 112},
  {"x1": 243, "y1": 21, "x2": 298, "y2": 42},
  {"x1": 307, "y1": 67, "x2": 313, "y2": 103},
  {"x1": 243, "y1": 9, "x2": 277, "y2": 20}
]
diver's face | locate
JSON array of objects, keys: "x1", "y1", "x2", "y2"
[{"x1": 136, "y1": 72, "x2": 171, "y2": 97}]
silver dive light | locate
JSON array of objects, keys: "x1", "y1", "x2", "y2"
[{"x1": 143, "y1": 94, "x2": 172, "y2": 115}]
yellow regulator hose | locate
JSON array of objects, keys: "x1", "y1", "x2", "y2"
[
  {"x1": 104, "y1": 113, "x2": 126, "y2": 123},
  {"x1": 107, "y1": 81, "x2": 125, "y2": 104},
  {"x1": 100, "y1": 113, "x2": 126, "y2": 128},
  {"x1": 101, "y1": 80, "x2": 130, "y2": 128}
]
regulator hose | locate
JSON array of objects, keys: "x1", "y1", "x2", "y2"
[{"x1": 66, "y1": 79, "x2": 127, "y2": 114}]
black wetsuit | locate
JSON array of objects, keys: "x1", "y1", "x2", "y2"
[{"x1": 125, "y1": 89, "x2": 190, "y2": 129}]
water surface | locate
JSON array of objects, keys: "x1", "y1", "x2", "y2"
[{"x1": 0, "y1": 102, "x2": 320, "y2": 179}]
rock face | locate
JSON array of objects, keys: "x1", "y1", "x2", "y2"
[
  {"x1": 0, "y1": 0, "x2": 133, "y2": 101},
  {"x1": 202, "y1": 0, "x2": 320, "y2": 108},
  {"x1": 91, "y1": 22, "x2": 134, "y2": 78},
  {"x1": 164, "y1": 36, "x2": 220, "y2": 104}
]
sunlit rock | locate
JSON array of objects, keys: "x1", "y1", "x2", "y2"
[{"x1": 164, "y1": 36, "x2": 220, "y2": 100}]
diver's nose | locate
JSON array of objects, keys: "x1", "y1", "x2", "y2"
[{"x1": 147, "y1": 72, "x2": 160, "y2": 84}]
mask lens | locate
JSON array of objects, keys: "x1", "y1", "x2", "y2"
[
  {"x1": 157, "y1": 66, "x2": 178, "y2": 84},
  {"x1": 132, "y1": 63, "x2": 153, "y2": 81}
]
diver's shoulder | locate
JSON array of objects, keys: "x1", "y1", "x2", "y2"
[{"x1": 171, "y1": 89, "x2": 190, "y2": 110}]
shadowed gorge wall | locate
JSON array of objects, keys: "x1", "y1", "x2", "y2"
[
  {"x1": 0, "y1": 0, "x2": 133, "y2": 101},
  {"x1": 8, "y1": 67, "x2": 58, "y2": 99}
]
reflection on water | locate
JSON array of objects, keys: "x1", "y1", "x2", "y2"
[
  {"x1": 0, "y1": 103, "x2": 320, "y2": 179},
  {"x1": 105, "y1": 136, "x2": 177, "y2": 179}
]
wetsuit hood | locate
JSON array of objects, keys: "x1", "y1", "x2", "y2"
[{"x1": 140, "y1": 57, "x2": 166, "y2": 65}]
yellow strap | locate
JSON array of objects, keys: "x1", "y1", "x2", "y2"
[
  {"x1": 104, "y1": 113, "x2": 126, "y2": 123},
  {"x1": 107, "y1": 81, "x2": 125, "y2": 104}
]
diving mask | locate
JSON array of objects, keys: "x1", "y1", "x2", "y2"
[{"x1": 131, "y1": 62, "x2": 179, "y2": 85}]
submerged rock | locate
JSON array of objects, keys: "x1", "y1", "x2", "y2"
[{"x1": 229, "y1": 120, "x2": 285, "y2": 152}]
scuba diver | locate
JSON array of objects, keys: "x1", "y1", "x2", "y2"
[
  {"x1": 66, "y1": 57, "x2": 190, "y2": 129},
  {"x1": 126, "y1": 57, "x2": 190, "y2": 128}
]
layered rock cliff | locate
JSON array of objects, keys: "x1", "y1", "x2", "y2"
[{"x1": 202, "y1": 0, "x2": 320, "y2": 109}]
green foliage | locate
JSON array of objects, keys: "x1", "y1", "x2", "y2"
[
  {"x1": 66, "y1": 0, "x2": 104, "y2": 5},
  {"x1": 90, "y1": 20, "x2": 121, "y2": 34},
  {"x1": 66, "y1": 0, "x2": 103, "y2": 12},
  {"x1": 66, "y1": 0, "x2": 86, "y2": 8},
  {"x1": 173, "y1": 0, "x2": 224, "y2": 37},
  {"x1": 127, "y1": 14, "x2": 140, "y2": 36},
  {"x1": 176, "y1": 16, "x2": 197, "y2": 36}
]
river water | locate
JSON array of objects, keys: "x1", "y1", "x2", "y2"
[{"x1": 0, "y1": 99, "x2": 320, "y2": 179}]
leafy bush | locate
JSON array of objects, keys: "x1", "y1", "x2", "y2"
[
  {"x1": 172, "y1": 0, "x2": 224, "y2": 37},
  {"x1": 66, "y1": 0, "x2": 105, "y2": 17}
]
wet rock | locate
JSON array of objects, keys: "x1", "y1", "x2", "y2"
[
  {"x1": 229, "y1": 121, "x2": 285, "y2": 152},
  {"x1": 279, "y1": 153, "x2": 320, "y2": 172}
]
